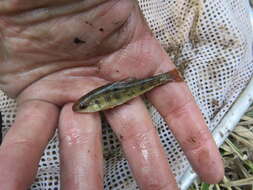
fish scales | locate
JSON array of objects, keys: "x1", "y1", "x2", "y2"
[{"x1": 72, "y1": 69, "x2": 182, "y2": 113}]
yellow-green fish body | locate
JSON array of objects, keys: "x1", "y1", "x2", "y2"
[{"x1": 72, "y1": 69, "x2": 181, "y2": 113}]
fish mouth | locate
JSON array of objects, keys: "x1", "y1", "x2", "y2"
[{"x1": 72, "y1": 102, "x2": 80, "y2": 112}]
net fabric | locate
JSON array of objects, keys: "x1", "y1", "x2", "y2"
[{"x1": 0, "y1": 0, "x2": 253, "y2": 189}]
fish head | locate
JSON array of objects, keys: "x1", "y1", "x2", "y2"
[{"x1": 72, "y1": 97, "x2": 98, "y2": 113}]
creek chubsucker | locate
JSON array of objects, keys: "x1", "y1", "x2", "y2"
[{"x1": 72, "y1": 69, "x2": 182, "y2": 113}]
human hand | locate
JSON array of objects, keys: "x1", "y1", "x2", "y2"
[{"x1": 0, "y1": 0, "x2": 224, "y2": 189}]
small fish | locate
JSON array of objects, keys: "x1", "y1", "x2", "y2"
[{"x1": 72, "y1": 69, "x2": 182, "y2": 113}]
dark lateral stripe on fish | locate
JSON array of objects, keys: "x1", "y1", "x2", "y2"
[{"x1": 104, "y1": 95, "x2": 111, "y2": 102}]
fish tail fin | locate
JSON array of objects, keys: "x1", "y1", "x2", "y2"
[{"x1": 164, "y1": 69, "x2": 183, "y2": 82}]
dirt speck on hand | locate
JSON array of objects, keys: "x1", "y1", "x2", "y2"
[{"x1": 73, "y1": 37, "x2": 86, "y2": 44}]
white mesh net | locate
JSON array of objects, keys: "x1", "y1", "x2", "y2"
[{"x1": 0, "y1": 0, "x2": 253, "y2": 189}]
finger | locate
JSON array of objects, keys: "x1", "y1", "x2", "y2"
[
  {"x1": 105, "y1": 98, "x2": 178, "y2": 190},
  {"x1": 0, "y1": 100, "x2": 58, "y2": 189},
  {"x1": 59, "y1": 103, "x2": 103, "y2": 190},
  {"x1": 147, "y1": 47, "x2": 224, "y2": 183}
]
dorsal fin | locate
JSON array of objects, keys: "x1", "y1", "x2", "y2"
[{"x1": 114, "y1": 77, "x2": 136, "y2": 84}]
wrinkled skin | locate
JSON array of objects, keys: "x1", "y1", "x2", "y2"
[{"x1": 0, "y1": 0, "x2": 224, "y2": 189}]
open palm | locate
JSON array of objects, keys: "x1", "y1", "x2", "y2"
[{"x1": 0, "y1": 0, "x2": 223, "y2": 189}]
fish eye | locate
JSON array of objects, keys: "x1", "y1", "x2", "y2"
[{"x1": 79, "y1": 103, "x2": 88, "y2": 109}]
